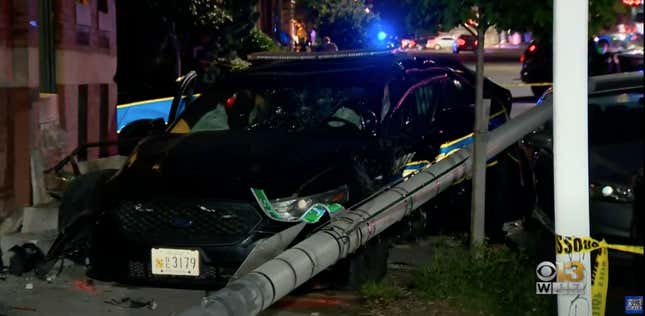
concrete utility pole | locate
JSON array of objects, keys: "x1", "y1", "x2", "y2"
[
  {"x1": 554, "y1": 1, "x2": 592, "y2": 315},
  {"x1": 470, "y1": 99, "x2": 490, "y2": 246},
  {"x1": 179, "y1": 103, "x2": 553, "y2": 316},
  {"x1": 470, "y1": 6, "x2": 489, "y2": 246}
]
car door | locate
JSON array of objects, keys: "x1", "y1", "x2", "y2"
[
  {"x1": 431, "y1": 76, "x2": 476, "y2": 148},
  {"x1": 383, "y1": 75, "x2": 445, "y2": 165}
]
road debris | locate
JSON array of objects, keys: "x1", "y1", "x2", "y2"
[
  {"x1": 0, "y1": 302, "x2": 37, "y2": 315},
  {"x1": 8, "y1": 243, "x2": 45, "y2": 276},
  {"x1": 10, "y1": 305, "x2": 37, "y2": 312},
  {"x1": 105, "y1": 297, "x2": 157, "y2": 310},
  {"x1": 73, "y1": 279, "x2": 97, "y2": 294}
]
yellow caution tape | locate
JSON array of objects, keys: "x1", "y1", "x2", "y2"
[{"x1": 555, "y1": 235, "x2": 644, "y2": 316}]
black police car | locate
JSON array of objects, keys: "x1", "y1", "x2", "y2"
[{"x1": 48, "y1": 51, "x2": 531, "y2": 288}]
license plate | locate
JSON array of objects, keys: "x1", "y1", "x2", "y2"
[{"x1": 151, "y1": 248, "x2": 200, "y2": 276}]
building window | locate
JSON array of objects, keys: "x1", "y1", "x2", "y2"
[
  {"x1": 76, "y1": 26, "x2": 90, "y2": 45},
  {"x1": 77, "y1": 85, "x2": 89, "y2": 161},
  {"x1": 98, "y1": 32, "x2": 110, "y2": 49},
  {"x1": 75, "y1": 0, "x2": 91, "y2": 26},
  {"x1": 98, "y1": 0, "x2": 108, "y2": 13},
  {"x1": 99, "y1": 84, "x2": 109, "y2": 157}
]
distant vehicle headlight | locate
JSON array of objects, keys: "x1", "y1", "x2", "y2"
[
  {"x1": 252, "y1": 185, "x2": 349, "y2": 223},
  {"x1": 590, "y1": 183, "x2": 634, "y2": 202}
]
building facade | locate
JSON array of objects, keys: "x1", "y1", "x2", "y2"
[
  {"x1": 257, "y1": 0, "x2": 296, "y2": 47},
  {"x1": 0, "y1": 0, "x2": 117, "y2": 232}
]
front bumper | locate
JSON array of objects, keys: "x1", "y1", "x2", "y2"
[
  {"x1": 88, "y1": 198, "x2": 285, "y2": 288},
  {"x1": 590, "y1": 200, "x2": 634, "y2": 241}
]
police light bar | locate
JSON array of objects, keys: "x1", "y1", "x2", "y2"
[{"x1": 247, "y1": 49, "x2": 400, "y2": 61}]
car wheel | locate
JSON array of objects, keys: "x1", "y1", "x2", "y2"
[
  {"x1": 531, "y1": 85, "x2": 550, "y2": 97},
  {"x1": 44, "y1": 169, "x2": 117, "y2": 271},
  {"x1": 434, "y1": 44, "x2": 441, "y2": 50},
  {"x1": 333, "y1": 235, "x2": 390, "y2": 290},
  {"x1": 58, "y1": 169, "x2": 117, "y2": 231}
]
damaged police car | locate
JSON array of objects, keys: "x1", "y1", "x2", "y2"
[{"x1": 46, "y1": 51, "x2": 530, "y2": 288}]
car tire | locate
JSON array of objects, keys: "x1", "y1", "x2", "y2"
[{"x1": 58, "y1": 169, "x2": 117, "y2": 232}]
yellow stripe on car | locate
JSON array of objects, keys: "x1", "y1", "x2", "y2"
[{"x1": 116, "y1": 94, "x2": 202, "y2": 109}]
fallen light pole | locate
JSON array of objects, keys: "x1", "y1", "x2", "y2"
[{"x1": 180, "y1": 103, "x2": 553, "y2": 316}]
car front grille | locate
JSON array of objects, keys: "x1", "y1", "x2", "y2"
[{"x1": 114, "y1": 199, "x2": 262, "y2": 245}]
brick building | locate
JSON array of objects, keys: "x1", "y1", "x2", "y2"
[{"x1": 0, "y1": 0, "x2": 117, "y2": 232}]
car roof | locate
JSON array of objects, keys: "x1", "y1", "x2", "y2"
[
  {"x1": 588, "y1": 71, "x2": 643, "y2": 94},
  {"x1": 239, "y1": 50, "x2": 458, "y2": 84},
  {"x1": 538, "y1": 71, "x2": 643, "y2": 105}
]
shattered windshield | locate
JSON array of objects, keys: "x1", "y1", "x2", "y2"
[{"x1": 191, "y1": 82, "x2": 368, "y2": 133}]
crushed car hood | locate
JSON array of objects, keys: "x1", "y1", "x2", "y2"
[{"x1": 114, "y1": 127, "x2": 366, "y2": 200}]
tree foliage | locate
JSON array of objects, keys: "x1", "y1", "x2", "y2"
[
  {"x1": 145, "y1": 0, "x2": 272, "y2": 82},
  {"x1": 145, "y1": 0, "x2": 263, "y2": 59},
  {"x1": 300, "y1": 0, "x2": 379, "y2": 49}
]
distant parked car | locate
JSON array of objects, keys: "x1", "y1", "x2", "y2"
[
  {"x1": 426, "y1": 36, "x2": 456, "y2": 50},
  {"x1": 453, "y1": 34, "x2": 478, "y2": 53},
  {"x1": 400, "y1": 38, "x2": 417, "y2": 49}
]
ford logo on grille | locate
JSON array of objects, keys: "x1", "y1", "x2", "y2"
[{"x1": 170, "y1": 217, "x2": 193, "y2": 228}]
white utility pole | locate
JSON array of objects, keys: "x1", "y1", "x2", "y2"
[{"x1": 553, "y1": 1, "x2": 592, "y2": 315}]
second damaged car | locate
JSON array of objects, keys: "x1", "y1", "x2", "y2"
[{"x1": 45, "y1": 50, "x2": 531, "y2": 289}]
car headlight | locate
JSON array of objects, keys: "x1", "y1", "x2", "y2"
[
  {"x1": 590, "y1": 183, "x2": 634, "y2": 203},
  {"x1": 251, "y1": 185, "x2": 349, "y2": 223}
]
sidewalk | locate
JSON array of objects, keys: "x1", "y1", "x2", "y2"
[{"x1": 0, "y1": 237, "x2": 442, "y2": 316}]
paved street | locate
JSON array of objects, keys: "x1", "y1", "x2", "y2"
[{"x1": 0, "y1": 238, "x2": 438, "y2": 316}]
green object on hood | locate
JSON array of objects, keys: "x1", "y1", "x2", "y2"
[{"x1": 250, "y1": 188, "x2": 345, "y2": 224}]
